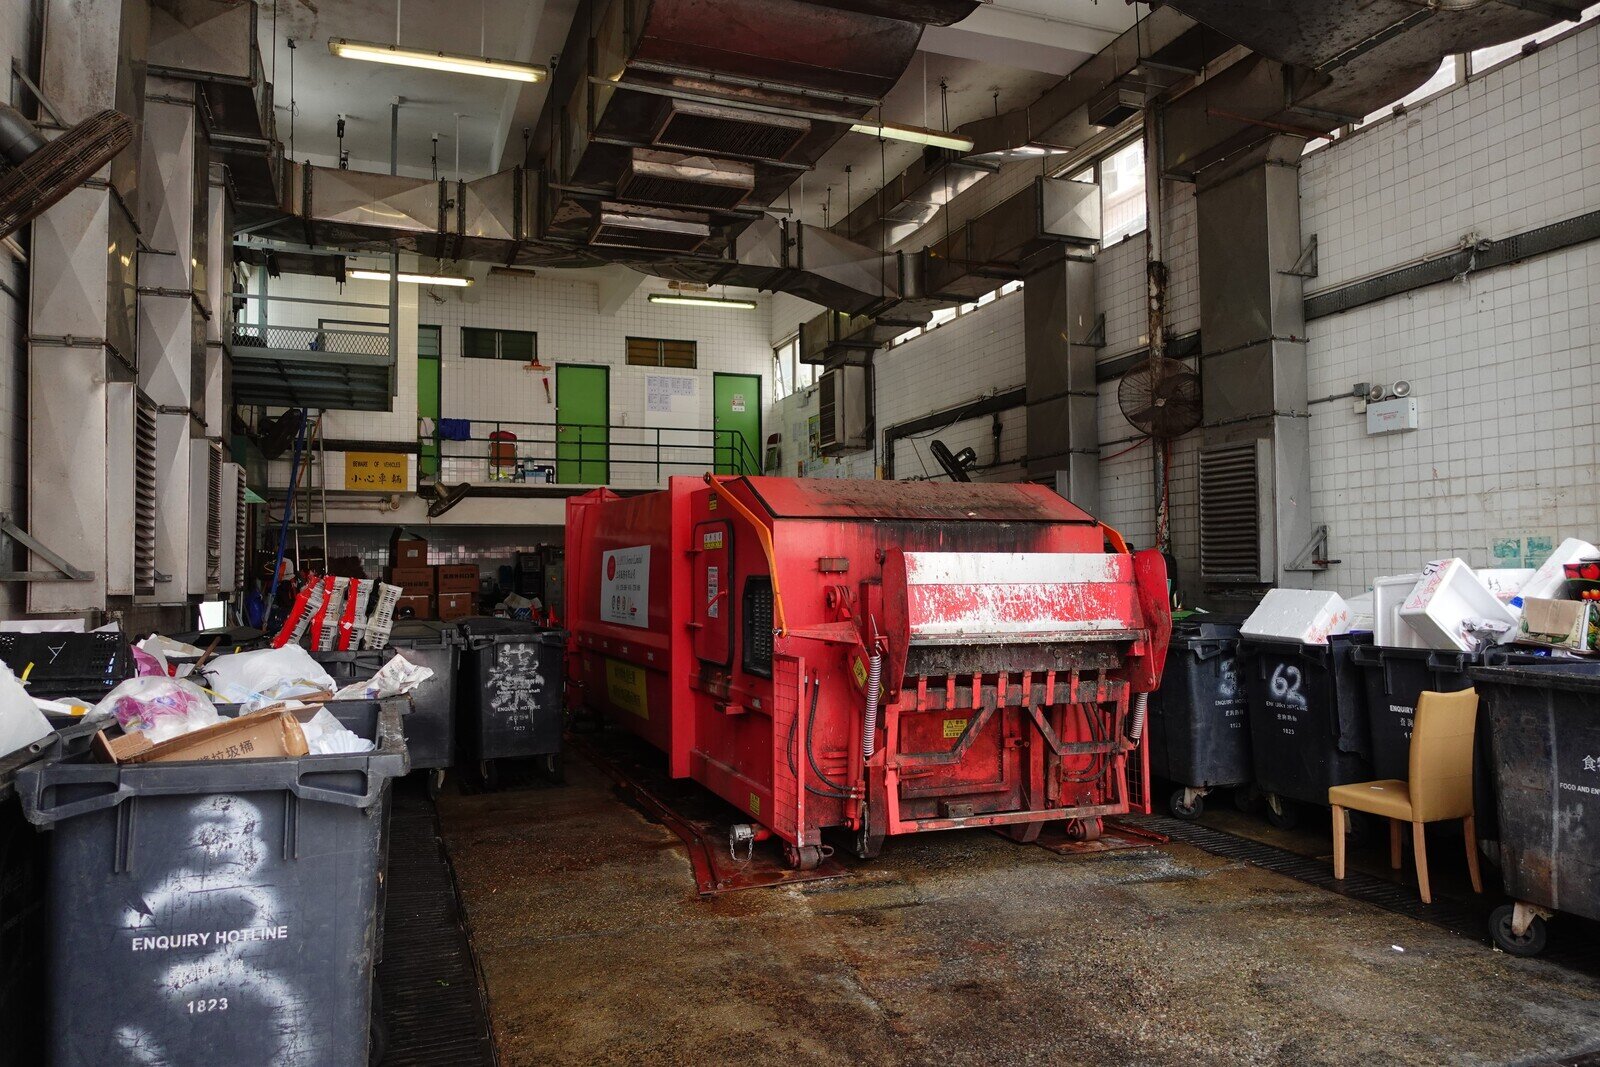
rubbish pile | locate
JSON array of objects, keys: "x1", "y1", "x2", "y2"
[{"x1": 1241, "y1": 537, "x2": 1600, "y2": 654}]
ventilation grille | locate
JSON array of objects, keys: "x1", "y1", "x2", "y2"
[
  {"x1": 618, "y1": 149, "x2": 754, "y2": 211},
  {"x1": 233, "y1": 464, "x2": 247, "y2": 591},
  {"x1": 206, "y1": 441, "x2": 223, "y2": 592},
  {"x1": 652, "y1": 99, "x2": 810, "y2": 162},
  {"x1": 1199, "y1": 440, "x2": 1270, "y2": 583},
  {"x1": 590, "y1": 202, "x2": 710, "y2": 253},
  {"x1": 133, "y1": 395, "x2": 158, "y2": 596},
  {"x1": 818, "y1": 369, "x2": 840, "y2": 450}
]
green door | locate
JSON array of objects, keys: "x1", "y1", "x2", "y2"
[
  {"x1": 417, "y1": 326, "x2": 441, "y2": 478},
  {"x1": 556, "y1": 364, "x2": 609, "y2": 483},
  {"x1": 713, "y1": 373, "x2": 761, "y2": 475}
]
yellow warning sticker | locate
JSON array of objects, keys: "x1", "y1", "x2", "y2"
[
  {"x1": 708, "y1": 494, "x2": 719, "y2": 511},
  {"x1": 942, "y1": 718, "x2": 969, "y2": 739},
  {"x1": 702, "y1": 530, "x2": 724, "y2": 550},
  {"x1": 851, "y1": 656, "x2": 868, "y2": 688},
  {"x1": 749, "y1": 793, "x2": 761, "y2": 816},
  {"x1": 605, "y1": 659, "x2": 648, "y2": 719}
]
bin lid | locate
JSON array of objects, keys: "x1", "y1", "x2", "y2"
[
  {"x1": 740, "y1": 477, "x2": 1097, "y2": 524},
  {"x1": 388, "y1": 620, "x2": 460, "y2": 646},
  {"x1": 1469, "y1": 661, "x2": 1600, "y2": 693}
]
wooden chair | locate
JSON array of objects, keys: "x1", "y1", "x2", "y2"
[{"x1": 1328, "y1": 688, "x2": 1482, "y2": 904}]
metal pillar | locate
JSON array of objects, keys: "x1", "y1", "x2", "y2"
[
  {"x1": 1194, "y1": 134, "x2": 1312, "y2": 589},
  {"x1": 1024, "y1": 255, "x2": 1099, "y2": 509}
]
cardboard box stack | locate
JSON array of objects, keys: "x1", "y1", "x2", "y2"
[{"x1": 386, "y1": 532, "x2": 433, "y2": 619}]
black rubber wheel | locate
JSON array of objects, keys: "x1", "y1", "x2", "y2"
[
  {"x1": 1234, "y1": 784, "x2": 1262, "y2": 813},
  {"x1": 1490, "y1": 904, "x2": 1548, "y2": 957},
  {"x1": 1168, "y1": 788, "x2": 1204, "y2": 821},
  {"x1": 785, "y1": 843, "x2": 823, "y2": 871},
  {"x1": 539, "y1": 752, "x2": 565, "y2": 784},
  {"x1": 1264, "y1": 797, "x2": 1300, "y2": 831}
]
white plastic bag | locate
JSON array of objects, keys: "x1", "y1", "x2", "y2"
[
  {"x1": 0, "y1": 662, "x2": 52, "y2": 759},
  {"x1": 331, "y1": 653, "x2": 434, "y2": 702},
  {"x1": 298, "y1": 708, "x2": 375, "y2": 755},
  {"x1": 93, "y1": 676, "x2": 220, "y2": 743},
  {"x1": 203, "y1": 645, "x2": 337, "y2": 707}
]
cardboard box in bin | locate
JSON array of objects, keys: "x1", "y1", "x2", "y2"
[
  {"x1": 94, "y1": 707, "x2": 310, "y2": 764},
  {"x1": 1517, "y1": 598, "x2": 1600, "y2": 653},
  {"x1": 436, "y1": 564, "x2": 479, "y2": 593},
  {"x1": 437, "y1": 591, "x2": 474, "y2": 620},
  {"x1": 396, "y1": 594, "x2": 434, "y2": 620}
]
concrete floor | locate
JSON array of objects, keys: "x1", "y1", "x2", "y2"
[{"x1": 439, "y1": 756, "x2": 1600, "y2": 1067}]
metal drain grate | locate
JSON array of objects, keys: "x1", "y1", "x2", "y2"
[{"x1": 378, "y1": 782, "x2": 497, "y2": 1066}]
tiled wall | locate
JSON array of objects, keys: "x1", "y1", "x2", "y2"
[{"x1": 0, "y1": 6, "x2": 34, "y2": 617}]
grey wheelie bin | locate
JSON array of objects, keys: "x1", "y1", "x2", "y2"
[
  {"x1": 17, "y1": 701, "x2": 408, "y2": 1066},
  {"x1": 1149, "y1": 619, "x2": 1252, "y2": 819},
  {"x1": 1468, "y1": 661, "x2": 1600, "y2": 957},
  {"x1": 456, "y1": 618, "x2": 566, "y2": 789}
]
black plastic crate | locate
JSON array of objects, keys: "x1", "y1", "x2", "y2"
[{"x1": 0, "y1": 632, "x2": 132, "y2": 704}]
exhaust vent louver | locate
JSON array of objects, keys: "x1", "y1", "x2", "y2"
[
  {"x1": 206, "y1": 441, "x2": 223, "y2": 593},
  {"x1": 590, "y1": 201, "x2": 711, "y2": 253},
  {"x1": 233, "y1": 464, "x2": 247, "y2": 592},
  {"x1": 617, "y1": 149, "x2": 755, "y2": 211},
  {"x1": 651, "y1": 99, "x2": 810, "y2": 162},
  {"x1": 133, "y1": 395, "x2": 158, "y2": 596},
  {"x1": 818, "y1": 365, "x2": 870, "y2": 455},
  {"x1": 1198, "y1": 439, "x2": 1274, "y2": 584}
]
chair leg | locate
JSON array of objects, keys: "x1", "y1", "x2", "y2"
[
  {"x1": 1463, "y1": 815, "x2": 1483, "y2": 894},
  {"x1": 1412, "y1": 821, "x2": 1431, "y2": 904},
  {"x1": 1390, "y1": 818, "x2": 1403, "y2": 870},
  {"x1": 1332, "y1": 804, "x2": 1346, "y2": 881}
]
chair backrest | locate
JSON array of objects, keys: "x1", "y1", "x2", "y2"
[{"x1": 1408, "y1": 688, "x2": 1479, "y2": 821}]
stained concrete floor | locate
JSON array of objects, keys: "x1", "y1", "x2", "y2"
[{"x1": 439, "y1": 756, "x2": 1600, "y2": 1067}]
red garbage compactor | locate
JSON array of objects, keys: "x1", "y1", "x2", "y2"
[{"x1": 565, "y1": 475, "x2": 1171, "y2": 866}]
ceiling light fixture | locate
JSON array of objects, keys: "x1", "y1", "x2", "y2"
[
  {"x1": 327, "y1": 39, "x2": 548, "y2": 83},
  {"x1": 350, "y1": 268, "x2": 473, "y2": 287},
  {"x1": 648, "y1": 293, "x2": 757, "y2": 310},
  {"x1": 848, "y1": 121, "x2": 974, "y2": 153}
]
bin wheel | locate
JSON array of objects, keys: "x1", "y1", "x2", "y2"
[
  {"x1": 1066, "y1": 817, "x2": 1104, "y2": 842},
  {"x1": 786, "y1": 843, "x2": 823, "y2": 871},
  {"x1": 479, "y1": 760, "x2": 499, "y2": 792},
  {"x1": 539, "y1": 752, "x2": 565, "y2": 784},
  {"x1": 1264, "y1": 796, "x2": 1299, "y2": 831},
  {"x1": 1490, "y1": 904, "x2": 1548, "y2": 957},
  {"x1": 1168, "y1": 788, "x2": 1204, "y2": 821},
  {"x1": 427, "y1": 768, "x2": 446, "y2": 799},
  {"x1": 1234, "y1": 784, "x2": 1262, "y2": 813}
]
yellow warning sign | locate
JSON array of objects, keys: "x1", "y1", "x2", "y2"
[
  {"x1": 342, "y1": 451, "x2": 409, "y2": 491},
  {"x1": 605, "y1": 659, "x2": 648, "y2": 719},
  {"x1": 942, "y1": 718, "x2": 969, "y2": 740},
  {"x1": 749, "y1": 792, "x2": 761, "y2": 816},
  {"x1": 851, "y1": 656, "x2": 868, "y2": 688}
]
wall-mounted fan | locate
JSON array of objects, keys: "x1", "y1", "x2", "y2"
[
  {"x1": 0, "y1": 103, "x2": 135, "y2": 241},
  {"x1": 930, "y1": 439, "x2": 977, "y2": 482},
  {"x1": 1118, "y1": 355, "x2": 1202, "y2": 439}
]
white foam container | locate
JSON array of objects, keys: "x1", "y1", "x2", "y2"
[
  {"x1": 1400, "y1": 558, "x2": 1517, "y2": 651},
  {"x1": 1241, "y1": 589, "x2": 1352, "y2": 645},
  {"x1": 1373, "y1": 573, "x2": 1427, "y2": 649},
  {"x1": 1345, "y1": 591, "x2": 1375, "y2": 633},
  {"x1": 1477, "y1": 568, "x2": 1537, "y2": 604},
  {"x1": 1519, "y1": 538, "x2": 1600, "y2": 603}
]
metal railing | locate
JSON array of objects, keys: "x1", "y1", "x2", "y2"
[
  {"x1": 232, "y1": 323, "x2": 392, "y2": 358},
  {"x1": 423, "y1": 419, "x2": 762, "y2": 487}
]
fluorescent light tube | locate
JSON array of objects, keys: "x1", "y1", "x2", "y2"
[
  {"x1": 849, "y1": 121, "x2": 974, "y2": 153},
  {"x1": 350, "y1": 269, "x2": 472, "y2": 287},
  {"x1": 328, "y1": 39, "x2": 548, "y2": 83},
  {"x1": 648, "y1": 293, "x2": 757, "y2": 310}
]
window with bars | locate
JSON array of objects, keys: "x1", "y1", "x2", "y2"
[
  {"x1": 463, "y1": 326, "x2": 537, "y2": 361},
  {"x1": 626, "y1": 336, "x2": 698, "y2": 368}
]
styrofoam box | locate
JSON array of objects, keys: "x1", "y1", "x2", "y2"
[
  {"x1": 1518, "y1": 538, "x2": 1599, "y2": 603},
  {"x1": 1242, "y1": 589, "x2": 1353, "y2": 645},
  {"x1": 1400, "y1": 558, "x2": 1517, "y2": 651},
  {"x1": 1477, "y1": 568, "x2": 1536, "y2": 606},
  {"x1": 1373, "y1": 573, "x2": 1427, "y2": 649},
  {"x1": 1346, "y1": 591, "x2": 1375, "y2": 633}
]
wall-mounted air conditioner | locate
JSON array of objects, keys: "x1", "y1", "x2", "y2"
[
  {"x1": 219, "y1": 460, "x2": 245, "y2": 593},
  {"x1": 818, "y1": 365, "x2": 870, "y2": 456}
]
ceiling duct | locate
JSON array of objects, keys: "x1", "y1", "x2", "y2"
[
  {"x1": 617, "y1": 149, "x2": 755, "y2": 210},
  {"x1": 1087, "y1": 87, "x2": 1146, "y2": 129},
  {"x1": 648, "y1": 100, "x2": 811, "y2": 162},
  {"x1": 1160, "y1": 0, "x2": 1589, "y2": 174},
  {"x1": 591, "y1": 202, "x2": 711, "y2": 253}
]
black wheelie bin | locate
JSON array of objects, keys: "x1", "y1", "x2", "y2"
[
  {"x1": 1240, "y1": 632, "x2": 1373, "y2": 832},
  {"x1": 456, "y1": 618, "x2": 566, "y2": 789},
  {"x1": 1149, "y1": 618, "x2": 1252, "y2": 819},
  {"x1": 17, "y1": 701, "x2": 407, "y2": 1066}
]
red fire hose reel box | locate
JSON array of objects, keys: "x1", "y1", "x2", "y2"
[{"x1": 566, "y1": 475, "x2": 1171, "y2": 867}]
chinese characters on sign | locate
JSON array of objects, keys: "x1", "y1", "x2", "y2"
[{"x1": 343, "y1": 451, "x2": 409, "y2": 491}]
